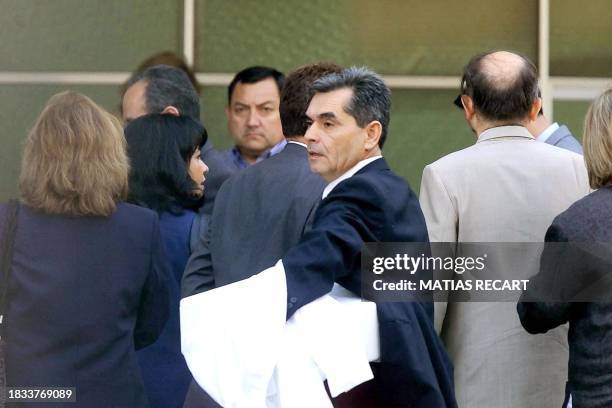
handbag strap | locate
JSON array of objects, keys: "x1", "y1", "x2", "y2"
[{"x1": 0, "y1": 199, "x2": 19, "y2": 337}]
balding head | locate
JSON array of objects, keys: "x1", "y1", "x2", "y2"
[{"x1": 460, "y1": 50, "x2": 540, "y2": 123}]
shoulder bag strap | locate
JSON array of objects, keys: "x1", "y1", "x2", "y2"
[{"x1": 0, "y1": 199, "x2": 20, "y2": 338}]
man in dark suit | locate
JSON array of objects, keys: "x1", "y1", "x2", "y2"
[
  {"x1": 182, "y1": 63, "x2": 340, "y2": 296},
  {"x1": 278, "y1": 67, "x2": 455, "y2": 407},
  {"x1": 122, "y1": 65, "x2": 234, "y2": 217},
  {"x1": 181, "y1": 67, "x2": 455, "y2": 407}
]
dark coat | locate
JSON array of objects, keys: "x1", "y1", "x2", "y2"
[
  {"x1": 282, "y1": 158, "x2": 457, "y2": 408},
  {"x1": 182, "y1": 142, "x2": 325, "y2": 296},
  {"x1": 2, "y1": 202, "x2": 169, "y2": 408},
  {"x1": 199, "y1": 140, "x2": 235, "y2": 217},
  {"x1": 138, "y1": 211, "x2": 196, "y2": 408},
  {"x1": 518, "y1": 186, "x2": 612, "y2": 407}
]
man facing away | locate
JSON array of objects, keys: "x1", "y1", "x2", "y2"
[
  {"x1": 223, "y1": 66, "x2": 286, "y2": 171},
  {"x1": 420, "y1": 50, "x2": 590, "y2": 407}
]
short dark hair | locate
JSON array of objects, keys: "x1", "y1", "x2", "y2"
[
  {"x1": 128, "y1": 51, "x2": 201, "y2": 94},
  {"x1": 125, "y1": 114, "x2": 207, "y2": 214},
  {"x1": 460, "y1": 51, "x2": 539, "y2": 122},
  {"x1": 311, "y1": 66, "x2": 391, "y2": 147},
  {"x1": 280, "y1": 62, "x2": 343, "y2": 137},
  {"x1": 125, "y1": 65, "x2": 200, "y2": 120},
  {"x1": 227, "y1": 66, "x2": 284, "y2": 104}
]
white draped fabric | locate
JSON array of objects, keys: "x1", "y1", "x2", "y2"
[{"x1": 180, "y1": 261, "x2": 379, "y2": 407}]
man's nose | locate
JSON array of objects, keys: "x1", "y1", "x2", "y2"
[
  {"x1": 304, "y1": 124, "x2": 317, "y2": 143},
  {"x1": 247, "y1": 109, "x2": 260, "y2": 127}
]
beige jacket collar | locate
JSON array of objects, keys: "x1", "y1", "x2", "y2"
[{"x1": 477, "y1": 125, "x2": 534, "y2": 143}]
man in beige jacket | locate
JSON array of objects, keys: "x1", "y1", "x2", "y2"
[{"x1": 419, "y1": 51, "x2": 590, "y2": 407}]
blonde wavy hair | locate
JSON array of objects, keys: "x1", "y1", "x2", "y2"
[
  {"x1": 19, "y1": 91, "x2": 129, "y2": 216},
  {"x1": 583, "y1": 88, "x2": 612, "y2": 189}
]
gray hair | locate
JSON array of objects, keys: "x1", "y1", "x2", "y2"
[
  {"x1": 311, "y1": 66, "x2": 391, "y2": 147},
  {"x1": 125, "y1": 65, "x2": 200, "y2": 120}
]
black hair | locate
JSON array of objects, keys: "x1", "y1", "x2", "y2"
[
  {"x1": 125, "y1": 114, "x2": 207, "y2": 214},
  {"x1": 227, "y1": 66, "x2": 284, "y2": 104},
  {"x1": 125, "y1": 65, "x2": 200, "y2": 120},
  {"x1": 280, "y1": 62, "x2": 343, "y2": 137}
]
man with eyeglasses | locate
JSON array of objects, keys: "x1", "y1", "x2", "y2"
[{"x1": 420, "y1": 50, "x2": 590, "y2": 408}]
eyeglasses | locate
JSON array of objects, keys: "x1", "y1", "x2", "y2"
[
  {"x1": 453, "y1": 75, "x2": 468, "y2": 110},
  {"x1": 453, "y1": 94, "x2": 463, "y2": 110}
]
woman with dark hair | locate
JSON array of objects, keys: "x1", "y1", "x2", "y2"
[
  {"x1": 518, "y1": 88, "x2": 612, "y2": 407},
  {"x1": 124, "y1": 113, "x2": 208, "y2": 408},
  {"x1": 1, "y1": 91, "x2": 169, "y2": 407}
]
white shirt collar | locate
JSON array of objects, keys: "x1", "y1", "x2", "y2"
[
  {"x1": 287, "y1": 140, "x2": 307, "y2": 148},
  {"x1": 322, "y1": 156, "x2": 382, "y2": 199},
  {"x1": 536, "y1": 122, "x2": 559, "y2": 143}
]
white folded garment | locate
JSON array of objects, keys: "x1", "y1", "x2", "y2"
[{"x1": 180, "y1": 260, "x2": 379, "y2": 407}]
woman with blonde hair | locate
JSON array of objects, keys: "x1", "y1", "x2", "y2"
[
  {"x1": 0, "y1": 91, "x2": 169, "y2": 407},
  {"x1": 518, "y1": 88, "x2": 612, "y2": 407}
]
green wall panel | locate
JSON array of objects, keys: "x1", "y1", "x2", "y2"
[
  {"x1": 0, "y1": 0, "x2": 182, "y2": 72},
  {"x1": 553, "y1": 100, "x2": 592, "y2": 143},
  {"x1": 386, "y1": 90, "x2": 473, "y2": 192},
  {"x1": 551, "y1": 0, "x2": 612, "y2": 77},
  {"x1": 0, "y1": 85, "x2": 122, "y2": 201},
  {"x1": 195, "y1": 0, "x2": 537, "y2": 75},
  {"x1": 200, "y1": 86, "x2": 233, "y2": 151}
]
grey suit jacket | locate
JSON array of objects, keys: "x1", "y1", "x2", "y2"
[
  {"x1": 419, "y1": 126, "x2": 590, "y2": 408},
  {"x1": 546, "y1": 124, "x2": 583, "y2": 154},
  {"x1": 199, "y1": 140, "x2": 236, "y2": 217},
  {"x1": 182, "y1": 141, "x2": 326, "y2": 297}
]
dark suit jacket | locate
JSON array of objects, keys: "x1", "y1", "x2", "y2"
[
  {"x1": 1, "y1": 202, "x2": 169, "y2": 408},
  {"x1": 182, "y1": 141, "x2": 325, "y2": 296},
  {"x1": 282, "y1": 158, "x2": 457, "y2": 407},
  {"x1": 518, "y1": 186, "x2": 612, "y2": 407},
  {"x1": 199, "y1": 140, "x2": 235, "y2": 217},
  {"x1": 546, "y1": 124, "x2": 583, "y2": 154},
  {"x1": 138, "y1": 211, "x2": 196, "y2": 408}
]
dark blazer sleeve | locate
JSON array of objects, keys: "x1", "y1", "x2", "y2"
[
  {"x1": 134, "y1": 216, "x2": 170, "y2": 350},
  {"x1": 181, "y1": 211, "x2": 215, "y2": 298},
  {"x1": 282, "y1": 177, "x2": 387, "y2": 319},
  {"x1": 517, "y1": 221, "x2": 572, "y2": 334}
]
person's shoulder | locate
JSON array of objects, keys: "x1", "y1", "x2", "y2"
[
  {"x1": 554, "y1": 133, "x2": 583, "y2": 154},
  {"x1": 424, "y1": 144, "x2": 480, "y2": 173},
  {"x1": 553, "y1": 187, "x2": 612, "y2": 235},
  {"x1": 333, "y1": 167, "x2": 403, "y2": 204},
  {"x1": 114, "y1": 202, "x2": 159, "y2": 224},
  {"x1": 559, "y1": 187, "x2": 612, "y2": 220}
]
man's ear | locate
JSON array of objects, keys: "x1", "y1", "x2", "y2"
[
  {"x1": 365, "y1": 121, "x2": 382, "y2": 151},
  {"x1": 528, "y1": 97, "x2": 542, "y2": 122},
  {"x1": 161, "y1": 106, "x2": 180, "y2": 116},
  {"x1": 461, "y1": 95, "x2": 475, "y2": 121}
]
